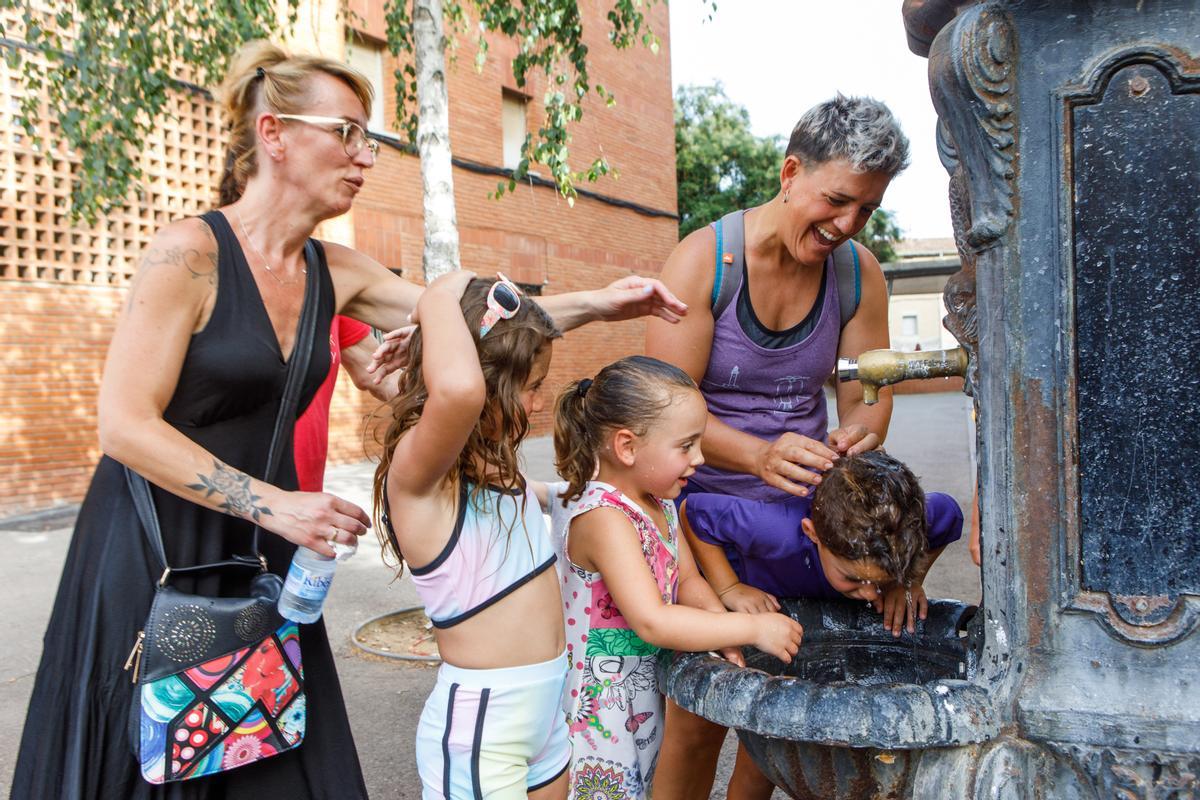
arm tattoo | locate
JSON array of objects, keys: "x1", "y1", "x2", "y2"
[
  {"x1": 139, "y1": 245, "x2": 217, "y2": 286},
  {"x1": 131, "y1": 220, "x2": 218, "y2": 289},
  {"x1": 127, "y1": 220, "x2": 219, "y2": 304},
  {"x1": 188, "y1": 460, "x2": 273, "y2": 521}
]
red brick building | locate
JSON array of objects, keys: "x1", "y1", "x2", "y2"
[{"x1": 0, "y1": 3, "x2": 678, "y2": 517}]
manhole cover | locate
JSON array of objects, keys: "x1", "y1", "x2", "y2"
[
  {"x1": 0, "y1": 507, "x2": 78, "y2": 532},
  {"x1": 352, "y1": 607, "x2": 441, "y2": 662}
]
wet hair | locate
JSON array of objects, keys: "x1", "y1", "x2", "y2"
[
  {"x1": 809, "y1": 450, "x2": 927, "y2": 585},
  {"x1": 785, "y1": 94, "x2": 910, "y2": 177},
  {"x1": 216, "y1": 40, "x2": 374, "y2": 205},
  {"x1": 554, "y1": 355, "x2": 699, "y2": 504},
  {"x1": 372, "y1": 278, "x2": 561, "y2": 571}
]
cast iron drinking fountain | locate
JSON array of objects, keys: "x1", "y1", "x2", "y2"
[{"x1": 659, "y1": 2, "x2": 1200, "y2": 797}]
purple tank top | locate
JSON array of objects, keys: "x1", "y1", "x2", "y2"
[{"x1": 691, "y1": 256, "x2": 841, "y2": 502}]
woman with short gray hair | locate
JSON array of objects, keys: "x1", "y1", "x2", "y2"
[
  {"x1": 788, "y1": 93, "x2": 910, "y2": 176},
  {"x1": 647, "y1": 94, "x2": 909, "y2": 800}
]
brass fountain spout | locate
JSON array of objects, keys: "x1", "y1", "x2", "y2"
[{"x1": 837, "y1": 347, "x2": 969, "y2": 405}]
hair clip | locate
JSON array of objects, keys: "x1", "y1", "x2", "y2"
[
  {"x1": 256, "y1": 66, "x2": 266, "y2": 80},
  {"x1": 576, "y1": 378, "x2": 593, "y2": 398}
]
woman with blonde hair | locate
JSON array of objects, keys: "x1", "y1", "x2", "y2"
[{"x1": 12, "y1": 40, "x2": 684, "y2": 799}]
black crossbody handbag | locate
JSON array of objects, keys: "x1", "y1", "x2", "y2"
[{"x1": 122, "y1": 240, "x2": 322, "y2": 784}]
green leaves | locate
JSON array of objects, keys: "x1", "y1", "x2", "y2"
[
  {"x1": 675, "y1": 83, "x2": 785, "y2": 238},
  {"x1": 0, "y1": 0, "x2": 297, "y2": 224},
  {"x1": 2, "y1": 0, "x2": 669, "y2": 219},
  {"x1": 386, "y1": 0, "x2": 662, "y2": 203}
]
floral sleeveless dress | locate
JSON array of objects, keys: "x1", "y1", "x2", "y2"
[{"x1": 553, "y1": 481, "x2": 679, "y2": 800}]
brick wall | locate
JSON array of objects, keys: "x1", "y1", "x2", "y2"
[
  {"x1": 0, "y1": 283, "x2": 124, "y2": 512},
  {"x1": 0, "y1": 3, "x2": 678, "y2": 516}
]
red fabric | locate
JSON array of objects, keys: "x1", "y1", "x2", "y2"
[{"x1": 293, "y1": 316, "x2": 372, "y2": 492}]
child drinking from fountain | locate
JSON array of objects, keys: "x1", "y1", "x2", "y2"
[
  {"x1": 373, "y1": 271, "x2": 685, "y2": 800},
  {"x1": 673, "y1": 449, "x2": 962, "y2": 798},
  {"x1": 682, "y1": 450, "x2": 962, "y2": 633},
  {"x1": 548, "y1": 356, "x2": 805, "y2": 799}
]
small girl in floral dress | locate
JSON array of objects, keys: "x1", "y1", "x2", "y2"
[{"x1": 548, "y1": 356, "x2": 805, "y2": 799}]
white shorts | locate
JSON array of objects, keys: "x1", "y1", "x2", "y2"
[{"x1": 416, "y1": 652, "x2": 571, "y2": 799}]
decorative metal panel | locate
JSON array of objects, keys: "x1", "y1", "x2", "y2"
[{"x1": 1072, "y1": 60, "x2": 1200, "y2": 600}]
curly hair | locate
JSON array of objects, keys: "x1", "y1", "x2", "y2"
[
  {"x1": 809, "y1": 450, "x2": 927, "y2": 585},
  {"x1": 553, "y1": 355, "x2": 698, "y2": 504},
  {"x1": 371, "y1": 278, "x2": 561, "y2": 573}
]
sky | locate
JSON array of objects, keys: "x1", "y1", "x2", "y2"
[{"x1": 668, "y1": 0, "x2": 954, "y2": 240}]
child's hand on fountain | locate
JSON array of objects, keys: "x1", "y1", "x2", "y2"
[
  {"x1": 717, "y1": 582, "x2": 782, "y2": 614},
  {"x1": 713, "y1": 646, "x2": 747, "y2": 667},
  {"x1": 881, "y1": 582, "x2": 928, "y2": 636},
  {"x1": 751, "y1": 613, "x2": 806, "y2": 663}
]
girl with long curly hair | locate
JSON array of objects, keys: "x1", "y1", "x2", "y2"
[{"x1": 374, "y1": 271, "x2": 573, "y2": 799}]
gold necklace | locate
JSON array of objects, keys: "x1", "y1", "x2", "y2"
[{"x1": 234, "y1": 206, "x2": 306, "y2": 286}]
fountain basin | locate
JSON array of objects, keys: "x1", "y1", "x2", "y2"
[{"x1": 659, "y1": 598, "x2": 999, "y2": 799}]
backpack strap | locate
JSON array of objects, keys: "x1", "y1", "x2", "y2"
[
  {"x1": 709, "y1": 209, "x2": 745, "y2": 319},
  {"x1": 833, "y1": 239, "x2": 862, "y2": 329},
  {"x1": 710, "y1": 211, "x2": 860, "y2": 329}
]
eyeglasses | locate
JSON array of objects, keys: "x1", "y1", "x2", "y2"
[
  {"x1": 478, "y1": 273, "x2": 522, "y2": 339},
  {"x1": 275, "y1": 114, "x2": 380, "y2": 159}
]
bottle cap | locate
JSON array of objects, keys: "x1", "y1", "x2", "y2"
[{"x1": 331, "y1": 539, "x2": 358, "y2": 562}]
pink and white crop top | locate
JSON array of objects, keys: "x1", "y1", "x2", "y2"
[{"x1": 384, "y1": 480, "x2": 557, "y2": 629}]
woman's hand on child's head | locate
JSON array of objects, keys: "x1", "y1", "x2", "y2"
[
  {"x1": 827, "y1": 424, "x2": 879, "y2": 456},
  {"x1": 720, "y1": 583, "x2": 781, "y2": 614},
  {"x1": 881, "y1": 583, "x2": 928, "y2": 637},
  {"x1": 592, "y1": 275, "x2": 689, "y2": 324},
  {"x1": 754, "y1": 432, "x2": 838, "y2": 497},
  {"x1": 367, "y1": 325, "x2": 415, "y2": 383},
  {"x1": 753, "y1": 613, "x2": 804, "y2": 663}
]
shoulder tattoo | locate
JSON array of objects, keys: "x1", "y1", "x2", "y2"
[{"x1": 125, "y1": 220, "x2": 218, "y2": 309}]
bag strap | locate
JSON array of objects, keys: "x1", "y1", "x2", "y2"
[
  {"x1": 126, "y1": 238, "x2": 324, "y2": 578},
  {"x1": 833, "y1": 239, "x2": 861, "y2": 330},
  {"x1": 709, "y1": 209, "x2": 745, "y2": 320}
]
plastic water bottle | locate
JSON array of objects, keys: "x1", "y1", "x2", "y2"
[{"x1": 278, "y1": 547, "x2": 337, "y2": 623}]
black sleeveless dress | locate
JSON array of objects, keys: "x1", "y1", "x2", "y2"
[{"x1": 11, "y1": 211, "x2": 368, "y2": 799}]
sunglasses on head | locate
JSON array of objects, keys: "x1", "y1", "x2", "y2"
[{"x1": 478, "y1": 273, "x2": 522, "y2": 339}]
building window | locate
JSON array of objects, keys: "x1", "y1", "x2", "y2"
[
  {"x1": 502, "y1": 89, "x2": 528, "y2": 171},
  {"x1": 901, "y1": 314, "x2": 918, "y2": 337},
  {"x1": 345, "y1": 36, "x2": 385, "y2": 131}
]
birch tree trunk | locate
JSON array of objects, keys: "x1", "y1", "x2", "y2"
[{"x1": 412, "y1": 0, "x2": 461, "y2": 280}]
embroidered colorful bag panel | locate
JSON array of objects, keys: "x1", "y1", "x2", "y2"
[{"x1": 136, "y1": 622, "x2": 305, "y2": 784}]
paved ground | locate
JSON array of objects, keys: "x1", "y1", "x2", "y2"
[{"x1": 0, "y1": 391, "x2": 977, "y2": 798}]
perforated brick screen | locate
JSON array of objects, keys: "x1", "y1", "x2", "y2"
[{"x1": 0, "y1": 51, "x2": 223, "y2": 287}]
